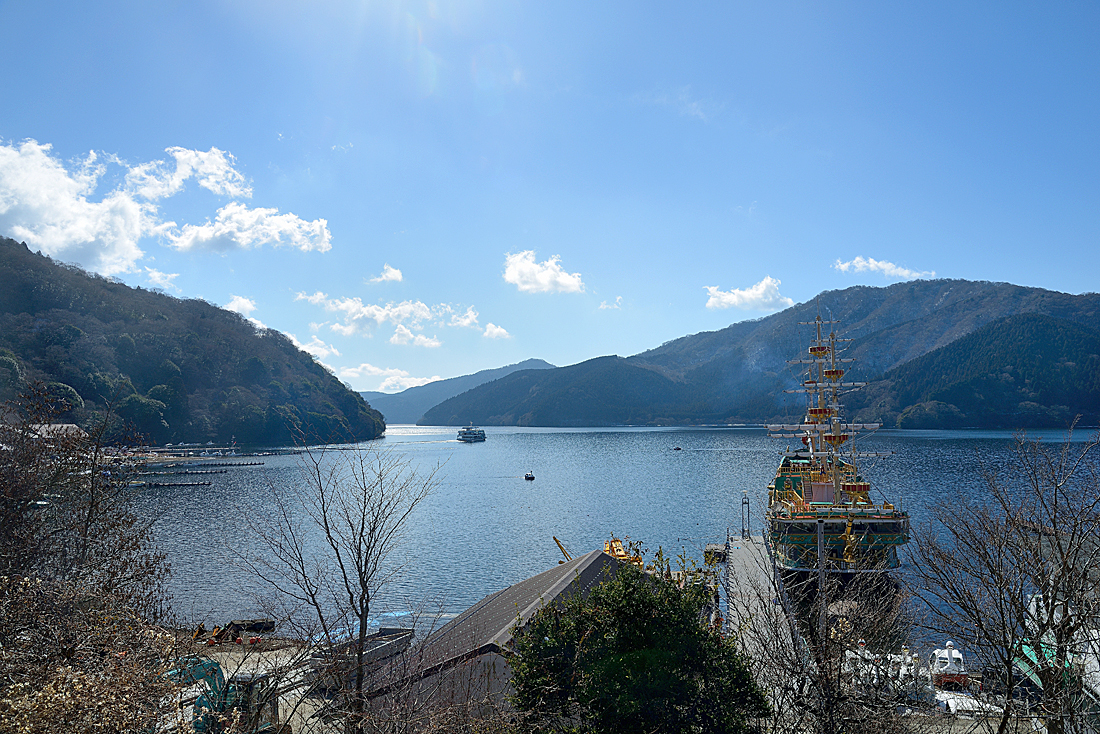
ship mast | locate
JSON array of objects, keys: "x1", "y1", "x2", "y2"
[
  {"x1": 762, "y1": 315, "x2": 910, "y2": 577},
  {"x1": 768, "y1": 315, "x2": 885, "y2": 506}
]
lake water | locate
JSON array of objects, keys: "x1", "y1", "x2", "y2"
[{"x1": 138, "y1": 425, "x2": 1092, "y2": 623}]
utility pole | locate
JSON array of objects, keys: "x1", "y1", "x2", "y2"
[{"x1": 817, "y1": 518, "x2": 826, "y2": 639}]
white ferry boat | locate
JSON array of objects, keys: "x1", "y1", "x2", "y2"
[{"x1": 457, "y1": 425, "x2": 486, "y2": 443}]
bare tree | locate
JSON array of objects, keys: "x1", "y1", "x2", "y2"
[
  {"x1": 243, "y1": 443, "x2": 440, "y2": 734},
  {"x1": 910, "y1": 428, "x2": 1100, "y2": 734},
  {"x1": 725, "y1": 541, "x2": 941, "y2": 734}
]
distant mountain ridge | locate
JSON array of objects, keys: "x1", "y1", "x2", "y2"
[
  {"x1": 361, "y1": 358, "x2": 555, "y2": 424},
  {"x1": 420, "y1": 280, "x2": 1100, "y2": 428},
  {"x1": 0, "y1": 236, "x2": 384, "y2": 445}
]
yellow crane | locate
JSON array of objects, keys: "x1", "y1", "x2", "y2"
[
  {"x1": 553, "y1": 536, "x2": 573, "y2": 563},
  {"x1": 553, "y1": 534, "x2": 644, "y2": 568}
]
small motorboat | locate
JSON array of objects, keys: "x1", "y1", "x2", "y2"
[{"x1": 524, "y1": 471, "x2": 535, "y2": 481}]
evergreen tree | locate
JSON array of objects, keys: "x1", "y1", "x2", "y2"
[{"x1": 511, "y1": 563, "x2": 770, "y2": 734}]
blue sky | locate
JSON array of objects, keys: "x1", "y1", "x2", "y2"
[{"x1": 1, "y1": 2, "x2": 1097, "y2": 392}]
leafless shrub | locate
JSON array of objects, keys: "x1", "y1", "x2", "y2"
[
  {"x1": 0, "y1": 382, "x2": 177, "y2": 732},
  {"x1": 910, "y1": 427, "x2": 1100, "y2": 734}
]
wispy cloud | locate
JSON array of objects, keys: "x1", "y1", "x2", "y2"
[
  {"x1": 503, "y1": 250, "x2": 585, "y2": 294},
  {"x1": 370, "y1": 263, "x2": 403, "y2": 283},
  {"x1": 704, "y1": 276, "x2": 793, "y2": 312},
  {"x1": 296, "y1": 292, "x2": 440, "y2": 334},
  {"x1": 338, "y1": 362, "x2": 442, "y2": 393},
  {"x1": 389, "y1": 324, "x2": 441, "y2": 348},
  {"x1": 167, "y1": 201, "x2": 331, "y2": 253},
  {"x1": 297, "y1": 291, "x2": 329, "y2": 306},
  {"x1": 450, "y1": 306, "x2": 479, "y2": 328},
  {"x1": 296, "y1": 292, "x2": 491, "y2": 343},
  {"x1": 0, "y1": 138, "x2": 327, "y2": 275},
  {"x1": 144, "y1": 267, "x2": 180, "y2": 292},
  {"x1": 483, "y1": 323, "x2": 510, "y2": 339},
  {"x1": 125, "y1": 146, "x2": 251, "y2": 200},
  {"x1": 833, "y1": 256, "x2": 935, "y2": 280},
  {"x1": 599, "y1": 296, "x2": 623, "y2": 310},
  {"x1": 633, "y1": 86, "x2": 719, "y2": 122}
]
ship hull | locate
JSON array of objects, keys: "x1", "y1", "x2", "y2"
[{"x1": 765, "y1": 510, "x2": 908, "y2": 575}]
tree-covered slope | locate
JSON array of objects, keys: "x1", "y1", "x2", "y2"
[
  {"x1": 0, "y1": 237, "x2": 384, "y2": 445},
  {"x1": 361, "y1": 358, "x2": 555, "y2": 424},
  {"x1": 849, "y1": 313, "x2": 1100, "y2": 428},
  {"x1": 420, "y1": 357, "x2": 702, "y2": 427},
  {"x1": 633, "y1": 279, "x2": 1100, "y2": 383},
  {"x1": 418, "y1": 280, "x2": 1100, "y2": 428}
]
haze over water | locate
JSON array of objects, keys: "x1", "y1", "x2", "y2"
[{"x1": 141, "y1": 425, "x2": 1092, "y2": 623}]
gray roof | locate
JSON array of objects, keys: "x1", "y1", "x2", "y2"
[
  {"x1": 417, "y1": 549, "x2": 622, "y2": 671},
  {"x1": 29, "y1": 423, "x2": 88, "y2": 439}
]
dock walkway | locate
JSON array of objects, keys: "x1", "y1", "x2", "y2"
[{"x1": 722, "y1": 536, "x2": 794, "y2": 656}]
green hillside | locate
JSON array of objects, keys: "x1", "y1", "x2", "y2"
[
  {"x1": 0, "y1": 237, "x2": 384, "y2": 445},
  {"x1": 849, "y1": 313, "x2": 1100, "y2": 428}
]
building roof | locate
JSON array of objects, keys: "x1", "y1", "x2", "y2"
[
  {"x1": 413, "y1": 549, "x2": 622, "y2": 676},
  {"x1": 29, "y1": 423, "x2": 88, "y2": 439}
]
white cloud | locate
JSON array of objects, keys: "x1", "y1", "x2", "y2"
[
  {"x1": 331, "y1": 322, "x2": 358, "y2": 336},
  {"x1": 167, "y1": 201, "x2": 331, "y2": 253},
  {"x1": 0, "y1": 138, "x2": 326, "y2": 276},
  {"x1": 296, "y1": 292, "x2": 452, "y2": 336},
  {"x1": 483, "y1": 323, "x2": 510, "y2": 339},
  {"x1": 704, "y1": 276, "x2": 794, "y2": 312},
  {"x1": 0, "y1": 140, "x2": 151, "y2": 275},
  {"x1": 297, "y1": 292, "x2": 495, "y2": 343},
  {"x1": 223, "y1": 294, "x2": 266, "y2": 329},
  {"x1": 450, "y1": 306, "x2": 479, "y2": 328},
  {"x1": 144, "y1": 267, "x2": 180, "y2": 292},
  {"x1": 370, "y1": 263, "x2": 403, "y2": 283},
  {"x1": 125, "y1": 146, "x2": 250, "y2": 200},
  {"x1": 297, "y1": 291, "x2": 329, "y2": 305},
  {"x1": 599, "y1": 296, "x2": 623, "y2": 310},
  {"x1": 833, "y1": 256, "x2": 935, "y2": 280},
  {"x1": 389, "y1": 324, "x2": 441, "y2": 348},
  {"x1": 338, "y1": 363, "x2": 442, "y2": 393},
  {"x1": 286, "y1": 332, "x2": 341, "y2": 360},
  {"x1": 503, "y1": 250, "x2": 585, "y2": 294},
  {"x1": 224, "y1": 294, "x2": 257, "y2": 316}
]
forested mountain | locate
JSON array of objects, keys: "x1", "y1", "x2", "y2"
[
  {"x1": 422, "y1": 356, "x2": 700, "y2": 427},
  {"x1": 420, "y1": 280, "x2": 1100, "y2": 428},
  {"x1": 360, "y1": 358, "x2": 554, "y2": 424},
  {"x1": 0, "y1": 237, "x2": 384, "y2": 445},
  {"x1": 848, "y1": 313, "x2": 1100, "y2": 428}
]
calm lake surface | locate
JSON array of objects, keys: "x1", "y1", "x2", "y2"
[{"x1": 138, "y1": 425, "x2": 1092, "y2": 623}]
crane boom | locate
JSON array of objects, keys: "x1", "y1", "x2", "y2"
[{"x1": 553, "y1": 536, "x2": 573, "y2": 562}]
